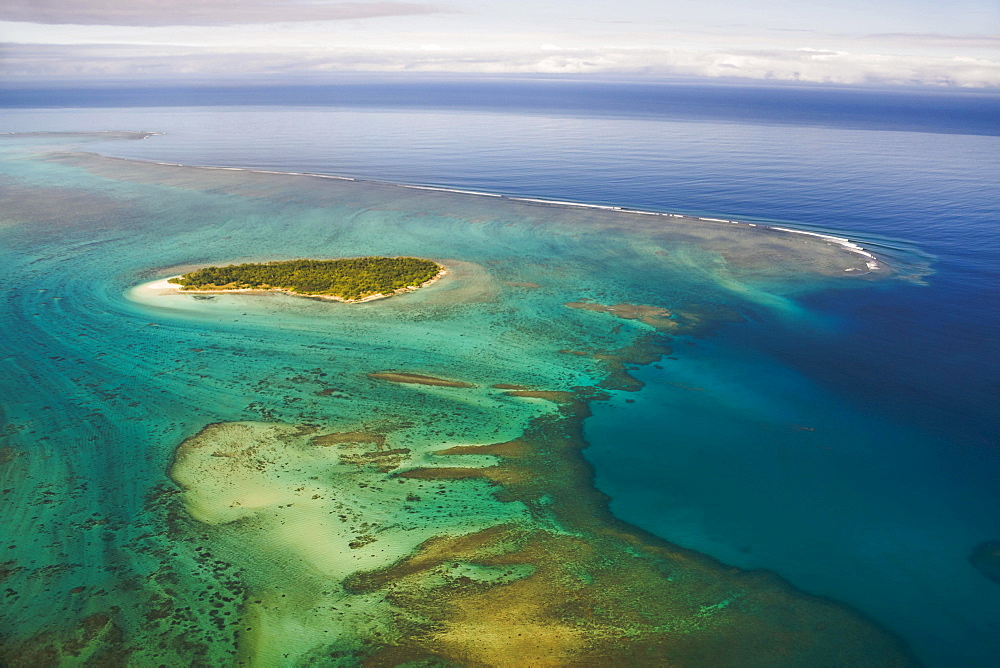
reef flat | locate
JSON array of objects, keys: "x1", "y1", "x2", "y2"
[
  {"x1": 0, "y1": 133, "x2": 917, "y2": 665},
  {"x1": 165, "y1": 382, "x2": 911, "y2": 666}
]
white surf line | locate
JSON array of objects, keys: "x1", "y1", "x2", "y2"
[
  {"x1": 509, "y1": 196, "x2": 879, "y2": 268},
  {"x1": 195, "y1": 165, "x2": 355, "y2": 180},
  {"x1": 508, "y1": 197, "x2": 625, "y2": 211},
  {"x1": 769, "y1": 226, "x2": 880, "y2": 269},
  {"x1": 1, "y1": 130, "x2": 162, "y2": 137},
  {"x1": 402, "y1": 184, "x2": 501, "y2": 197},
  {"x1": 88, "y1": 149, "x2": 880, "y2": 268},
  {"x1": 95, "y1": 156, "x2": 357, "y2": 181}
]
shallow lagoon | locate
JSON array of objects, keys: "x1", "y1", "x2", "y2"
[{"x1": 0, "y1": 132, "x2": 921, "y2": 664}]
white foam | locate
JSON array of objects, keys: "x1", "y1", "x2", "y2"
[
  {"x1": 403, "y1": 185, "x2": 501, "y2": 197},
  {"x1": 769, "y1": 226, "x2": 879, "y2": 268}
]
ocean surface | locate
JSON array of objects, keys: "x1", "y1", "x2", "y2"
[{"x1": 1, "y1": 81, "x2": 998, "y2": 665}]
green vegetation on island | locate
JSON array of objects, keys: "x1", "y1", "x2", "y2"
[{"x1": 168, "y1": 256, "x2": 443, "y2": 301}]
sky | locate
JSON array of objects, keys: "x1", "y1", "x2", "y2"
[{"x1": 1, "y1": 0, "x2": 998, "y2": 87}]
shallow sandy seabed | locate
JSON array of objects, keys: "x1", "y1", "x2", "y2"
[{"x1": 162, "y1": 387, "x2": 913, "y2": 666}]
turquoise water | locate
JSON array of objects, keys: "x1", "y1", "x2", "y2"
[{"x1": 1, "y1": 85, "x2": 998, "y2": 665}]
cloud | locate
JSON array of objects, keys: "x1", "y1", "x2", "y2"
[
  {"x1": 863, "y1": 33, "x2": 1000, "y2": 50},
  {"x1": 0, "y1": 0, "x2": 444, "y2": 26},
  {"x1": 763, "y1": 28, "x2": 1000, "y2": 52},
  {"x1": 2, "y1": 42, "x2": 998, "y2": 88}
]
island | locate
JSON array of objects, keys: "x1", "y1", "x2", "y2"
[{"x1": 167, "y1": 256, "x2": 444, "y2": 302}]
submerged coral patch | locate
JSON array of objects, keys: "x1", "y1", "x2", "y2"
[
  {"x1": 164, "y1": 400, "x2": 913, "y2": 665},
  {"x1": 368, "y1": 372, "x2": 477, "y2": 388}
]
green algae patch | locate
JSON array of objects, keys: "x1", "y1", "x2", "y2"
[{"x1": 168, "y1": 256, "x2": 444, "y2": 302}]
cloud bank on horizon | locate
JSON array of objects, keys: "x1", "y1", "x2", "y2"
[
  {"x1": 1, "y1": 0, "x2": 444, "y2": 26},
  {"x1": 1, "y1": 0, "x2": 998, "y2": 88}
]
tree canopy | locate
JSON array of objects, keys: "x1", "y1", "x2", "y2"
[{"x1": 168, "y1": 257, "x2": 442, "y2": 301}]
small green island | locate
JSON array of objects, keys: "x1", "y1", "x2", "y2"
[{"x1": 167, "y1": 256, "x2": 444, "y2": 302}]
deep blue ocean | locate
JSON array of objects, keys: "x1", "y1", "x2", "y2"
[{"x1": 3, "y1": 80, "x2": 999, "y2": 665}]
